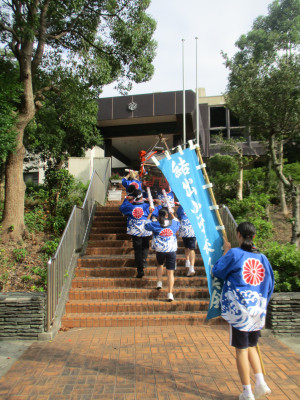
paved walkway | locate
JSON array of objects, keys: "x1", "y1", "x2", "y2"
[{"x1": 0, "y1": 325, "x2": 299, "y2": 400}]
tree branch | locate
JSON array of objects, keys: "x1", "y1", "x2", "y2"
[
  {"x1": 0, "y1": 21, "x2": 21, "y2": 43},
  {"x1": 32, "y1": 0, "x2": 50, "y2": 74}
]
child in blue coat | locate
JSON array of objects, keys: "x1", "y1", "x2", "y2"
[
  {"x1": 212, "y1": 222, "x2": 274, "y2": 400},
  {"x1": 122, "y1": 170, "x2": 142, "y2": 193},
  {"x1": 176, "y1": 205, "x2": 197, "y2": 277},
  {"x1": 145, "y1": 208, "x2": 180, "y2": 302},
  {"x1": 119, "y1": 190, "x2": 160, "y2": 278}
]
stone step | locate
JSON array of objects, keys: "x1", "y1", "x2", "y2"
[
  {"x1": 90, "y1": 226, "x2": 126, "y2": 233},
  {"x1": 91, "y1": 221, "x2": 127, "y2": 227},
  {"x1": 65, "y1": 299, "x2": 210, "y2": 314},
  {"x1": 68, "y1": 287, "x2": 210, "y2": 300},
  {"x1": 85, "y1": 246, "x2": 201, "y2": 256},
  {"x1": 78, "y1": 256, "x2": 202, "y2": 268},
  {"x1": 89, "y1": 233, "x2": 130, "y2": 240},
  {"x1": 87, "y1": 239, "x2": 195, "y2": 247},
  {"x1": 74, "y1": 266, "x2": 206, "y2": 278},
  {"x1": 61, "y1": 313, "x2": 225, "y2": 328},
  {"x1": 71, "y1": 276, "x2": 208, "y2": 289},
  {"x1": 92, "y1": 216, "x2": 126, "y2": 222}
]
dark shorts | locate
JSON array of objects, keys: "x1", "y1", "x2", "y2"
[
  {"x1": 182, "y1": 237, "x2": 197, "y2": 249},
  {"x1": 156, "y1": 251, "x2": 176, "y2": 270},
  {"x1": 229, "y1": 325, "x2": 261, "y2": 349}
]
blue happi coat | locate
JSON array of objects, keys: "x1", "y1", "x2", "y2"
[
  {"x1": 212, "y1": 248, "x2": 274, "y2": 331},
  {"x1": 176, "y1": 205, "x2": 195, "y2": 238},
  {"x1": 121, "y1": 178, "x2": 142, "y2": 193},
  {"x1": 119, "y1": 199, "x2": 160, "y2": 237},
  {"x1": 157, "y1": 191, "x2": 175, "y2": 208},
  {"x1": 145, "y1": 219, "x2": 180, "y2": 252}
]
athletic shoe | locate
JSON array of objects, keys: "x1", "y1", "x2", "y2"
[
  {"x1": 167, "y1": 293, "x2": 174, "y2": 302},
  {"x1": 156, "y1": 281, "x2": 163, "y2": 290},
  {"x1": 239, "y1": 393, "x2": 255, "y2": 400},
  {"x1": 187, "y1": 267, "x2": 195, "y2": 277},
  {"x1": 254, "y1": 383, "x2": 271, "y2": 399},
  {"x1": 185, "y1": 260, "x2": 190, "y2": 268}
]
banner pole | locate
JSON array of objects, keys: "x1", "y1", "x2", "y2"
[{"x1": 195, "y1": 145, "x2": 228, "y2": 242}]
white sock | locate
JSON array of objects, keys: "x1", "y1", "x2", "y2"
[
  {"x1": 242, "y1": 385, "x2": 252, "y2": 396},
  {"x1": 255, "y1": 373, "x2": 265, "y2": 386}
]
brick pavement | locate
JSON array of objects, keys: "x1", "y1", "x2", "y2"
[{"x1": 0, "y1": 325, "x2": 299, "y2": 400}]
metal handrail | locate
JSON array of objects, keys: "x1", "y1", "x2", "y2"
[{"x1": 46, "y1": 161, "x2": 111, "y2": 332}]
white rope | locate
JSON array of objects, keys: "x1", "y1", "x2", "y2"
[
  {"x1": 202, "y1": 183, "x2": 213, "y2": 189},
  {"x1": 216, "y1": 225, "x2": 225, "y2": 231},
  {"x1": 209, "y1": 205, "x2": 219, "y2": 210}
]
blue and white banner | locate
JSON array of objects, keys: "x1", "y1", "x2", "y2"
[{"x1": 153, "y1": 145, "x2": 224, "y2": 320}]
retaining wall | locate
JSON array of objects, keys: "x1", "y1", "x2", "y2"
[
  {"x1": 0, "y1": 292, "x2": 46, "y2": 340},
  {"x1": 267, "y1": 292, "x2": 300, "y2": 335}
]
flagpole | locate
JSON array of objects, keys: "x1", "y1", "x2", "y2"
[
  {"x1": 194, "y1": 142, "x2": 266, "y2": 374},
  {"x1": 195, "y1": 144, "x2": 228, "y2": 242},
  {"x1": 195, "y1": 37, "x2": 199, "y2": 146},
  {"x1": 182, "y1": 39, "x2": 186, "y2": 148}
]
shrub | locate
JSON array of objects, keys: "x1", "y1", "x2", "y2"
[
  {"x1": 42, "y1": 238, "x2": 60, "y2": 257},
  {"x1": 262, "y1": 241, "x2": 300, "y2": 292},
  {"x1": 24, "y1": 206, "x2": 46, "y2": 232},
  {"x1": 12, "y1": 248, "x2": 28, "y2": 263}
]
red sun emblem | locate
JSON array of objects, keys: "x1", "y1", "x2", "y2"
[
  {"x1": 130, "y1": 182, "x2": 139, "y2": 189},
  {"x1": 242, "y1": 258, "x2": 265, "y2": 286},
  {"x1": 132, "y1": 207, "x2": 143, "y2": 219},
  {"x1": 160, "y1": 228, "x2": 173, "y2": 237}
]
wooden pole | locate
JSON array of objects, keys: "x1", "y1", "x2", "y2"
[
  {"x1": 195, "y1": 143, "x2": 266, "y2": 375},
  {"x1": 195, "y1": 145, "x2": 228, "y2": 242}
]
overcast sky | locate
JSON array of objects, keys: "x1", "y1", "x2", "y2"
[{"x1": 100, "y1": 0, "x2": 272, "y2": 99}]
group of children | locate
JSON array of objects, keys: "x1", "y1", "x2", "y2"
[
  {"x1": 119, "y1": 170, "x2": 275, "y2": 400},
  {"x1": 120, "y1": 170, "x2": 196, "y2": 301}
]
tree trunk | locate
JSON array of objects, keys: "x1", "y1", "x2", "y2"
[
  {"x1": 1, "y1": 51, "x2": 36, "y2": 242},
  {"x1": 278, "y1": 141, "x2": 288, "y2": 216},
  {"x1": 264, "y1": 157, "x2": 272, "y2": 220},
  {"x1": 269, "y1": 134, "x2": 299, "y2": 247},
  {"x1": 2, "y1": 132, "x2": 26, "y2": 241},
  {"x1": 291, "y1": 183, "x2": 299, "y2": 248},
  {"x1": 237, "y1": 166, "x2": 243, "y2": 201},
  {"x1": 237, "y1": 156, "x2": 243, "y2": 201}
]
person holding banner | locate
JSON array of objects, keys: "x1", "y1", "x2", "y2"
[
  {"x1": 176, "y1": 205, "x2": 197, "y2": 277},
  {"x1": 122, "y1": 170, "x2": 142, "y2": 193},
  {"x1": 212, "y1": 222, "x2": 274, "y2": 400},
  {"x1": 119, "y1": 190, "x2": 161, "y2": 278},
  {"x1": 145, "y1": 208, "x2": 180, "y2": 302}
]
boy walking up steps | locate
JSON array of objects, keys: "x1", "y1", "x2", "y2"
[{"x1": 145, "y1": 208, "x2": 180, "y2": 302}]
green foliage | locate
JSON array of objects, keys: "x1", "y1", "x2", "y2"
[
  {"x1": 24, "y1": 206, "x2": 46, "y2": 232},
  {"x1": 41, "y1": 238, "x2": 60, "y2": 257},
  {"x1": 227, "y1": 195, "x2": 273, "y2": 241},
  {"x1": 243, "y1": 167, "x2": 278, "y2": 201},
  {"x1": 283, "y1": 162, "x2": 300, "y2": 183},
  {"x1": 20, "y1": 275, "x2": 32, "y2": 282},
  {"x1": 207, "y1": 154, "x2": 239, "y2": 203},
  {"x1": 12, "y1": 248, "x2": 28, "y2": 263},
  {"x1": 0, "y1": 57, "x2": 21, "y2": 162},
  {"x1": 31, "y1": 266, "x2": 47, "y2": 286},
  {"x1": 262, "y1": 241, "x2": 300, "y2": 292}
]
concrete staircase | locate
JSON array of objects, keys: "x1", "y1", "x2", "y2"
[{"x1": 62, "y1": 199, "x2": 224, "y2": 328}]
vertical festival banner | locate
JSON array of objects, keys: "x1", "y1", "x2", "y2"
[{"x1": 153, "y1": 144, "x2": 224, "y2": 320}]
